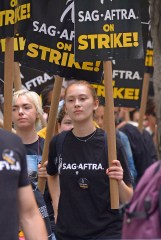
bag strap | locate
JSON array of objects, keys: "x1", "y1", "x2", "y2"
[
  {"x1": 56, "y1": 130, "x2": 69, "y2": 157},
  {"x1": 159, "y1": 186, "x2": 161, "y2": 223},
  {"x1": 126, "y1": 196, "x2": 152, "y2": 220},
  {"x1": 127, "y1": 211, "x2": 148, "y2": 220},
  {"x1": 30, "y1": 180, "x2": 37, "y2": 191}
]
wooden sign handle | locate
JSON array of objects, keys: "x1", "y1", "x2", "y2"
[
  {"x1": 38, "y1": 76, "x2": 63, "y2": 193},
  {"x1": 3, "y1": 38, "x2": 14, "y2": 132},
  {"x1": 138, "y1": 73, "x2": 150, "y2": 132},
  {"x1": 103, "y1": 61, "x2": 119, "y2": 209}
]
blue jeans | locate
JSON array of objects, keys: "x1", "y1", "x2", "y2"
[{"x1": 52, "y1": 233, "x2": 56, "y2": 240}]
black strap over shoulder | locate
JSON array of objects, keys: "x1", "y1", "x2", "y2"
[
  {"x1": 159, "y1": 186, "x2": 161, "y2": 223},
  {"x1": 55, "y1": 130, "x2": 69, "y2": 157},
  {"x1": 30, "y1": 181, "x2": 52, "y2": 240}
]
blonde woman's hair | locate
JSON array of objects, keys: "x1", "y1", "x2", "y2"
[{"x1": 12, "y1": 89, "x2": 44, "y2": 129}]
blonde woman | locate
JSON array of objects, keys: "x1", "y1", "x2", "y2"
[{"x1": 12, "y1": 89, "x2": 56, "y2": 240}]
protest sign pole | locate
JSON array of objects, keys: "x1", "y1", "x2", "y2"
[
  {"x1": 103, "y1": 61, "x2": 119, "y2": 209},
  {"x1": 138, "y1": 73, "x2": 150, "y2": 132},
  {"x1": 3, "y1": 38, "x2": 14, "y2": 132},
  {"x1": 38, "y1": 76, "x2": 63, "y2": 193},
  {"x1": 14, "y1": 62, "x2": 22, "y2": 91}
]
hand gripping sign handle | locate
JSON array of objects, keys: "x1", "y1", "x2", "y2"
[
  {"x1": 103, "y1": 61, "x2": 119, "y2": 209},
  {"x1": 38, "y1": 76, "x2": 63, "y2": 194}
]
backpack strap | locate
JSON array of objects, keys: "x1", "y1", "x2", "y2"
[
  {"x1": 126, "y1": 210, "x2": 149, "y2": 220},
  {"x1": 55, "y1": 130, "x2": 69, "y2": 157},
  {"x1": 126, "y1": 196, "x2": 152, "y2": 220},
  {"x1": 30, "y1": 181, "x2": 52, "y2": 240},
  {"x1": 159, "y1": 186, "x2": 161, "y2": 223}
]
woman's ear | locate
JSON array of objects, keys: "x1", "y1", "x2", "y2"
[
  {"x1": 36, "y1": 112, "x2": 40, "y2": 119},
  {"x1": 94, "y1": 99, "x2": 99, "y2": 111}
]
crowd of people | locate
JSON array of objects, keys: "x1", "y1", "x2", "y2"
[{"x1": 0, "y1": 78, "x2": 159, "y2": 240}]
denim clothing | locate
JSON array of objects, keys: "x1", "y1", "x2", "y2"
[
  {"x1": 52, "y1": 233, "x2": 56, "y2": 240},
  {"x1": 118, "y1": 130, "x2": 137, "y2": 184}
]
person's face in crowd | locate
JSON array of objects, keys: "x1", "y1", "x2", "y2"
[
  {"x1": 132, "y1": 111, "x2": 140, "y2": 122},
  {"x1": 58, "y1": 113, "x2": 73, "y2": 133},
  {"x1": 65, "y1": 84, "x2": 98, "y2": 123},
  {"x1": 145, "y1": 114, "x2": 156, "y2": 128},
  {"x1": 43, "y1": 90, "x2": 53, "y2": 115},
  {"x1": 94, "y1": 105, "x2": 105, "y2": 129},
  {"x1": 43, "y1": 87, "x2": 65, "y2": 117},
  {"x1": 12, "y1": 95, "x2": 38, "y2": 130}
]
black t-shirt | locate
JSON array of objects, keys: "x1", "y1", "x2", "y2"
[
  {"x1": 120, "y1": 123, "x2": 157, "y2": 182},
  {"x1": 47, "y1": 128, "x2": 132, "y2": 240},
  {"x1": 24, "y1": 137, "x2": 54, "y2": 218},
  {"x1": 0, "y1": 129, "x2": 29, "y2": 240},
  {"x1": 24, "y1": 137, "x2": 45, "y2": 183}
]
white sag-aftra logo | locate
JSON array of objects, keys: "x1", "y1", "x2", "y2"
[
  {"x1": 60, "y1": 0, "x2": 74, "y2": 23},
  {"x1": 0, "y1": 149, "x2": 21, "y2": 171},
  {"x1": 60, "y1": 0, "x2": 110, "y2": 23},
  {"x1": 100, "y1": 0, "x2": 112, "y2": 3}
]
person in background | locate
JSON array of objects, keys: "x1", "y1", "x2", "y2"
[
  {"x1": 41, "y1": 82, "x2": 66, "y2": 121},
  {"x1": 0, "y1": 128, "x2": 48, "y2": 240},
  {"x1": 38, "y1": 82, "x2": 66, "y2": 139},
  {"x1": 41, "y1": 84, "x2": 55, "y2": 122},
  {"x1": 116, "y1": 107, "x2": 157, "y2": 184},
  {"x1": 47, "y1": 80, "x2": 133, "y2": 240},
  {"x1": 57, "y1": 105, "x2": 73, "y2": 133},
  {"x1": 12, "y1": 89, "x2": 56, "y2": 240},
  {"x1": 145, "y1": 97, "x2": 157, "y2": 147},
  {"x1": 115, "y1": 107, "x2": 147, "y2": 129},
  {"x1": 129, "y1": 109, "x2": 140, "y2": 123},
  {"x1": 94, "y1": 104, "x2": 137, "y2": 184}
]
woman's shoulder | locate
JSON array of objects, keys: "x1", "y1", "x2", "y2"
[
  {"x1": 37, "y1": 127, "x2": 46, "y2": 139},
  {"x1": 50, "y1": 130, "x2": 71, "y2": 145},
  {"x1": 96, "y1": 128, "x2": 106, "y2": 138}
]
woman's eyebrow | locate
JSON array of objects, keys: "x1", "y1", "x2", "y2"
[
  {"x1": 67, "y1": 94, "x2": 87, "y2": 97},
  {"x1": 12, "y1": 103, "x2": 31, "y2": 107}
]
